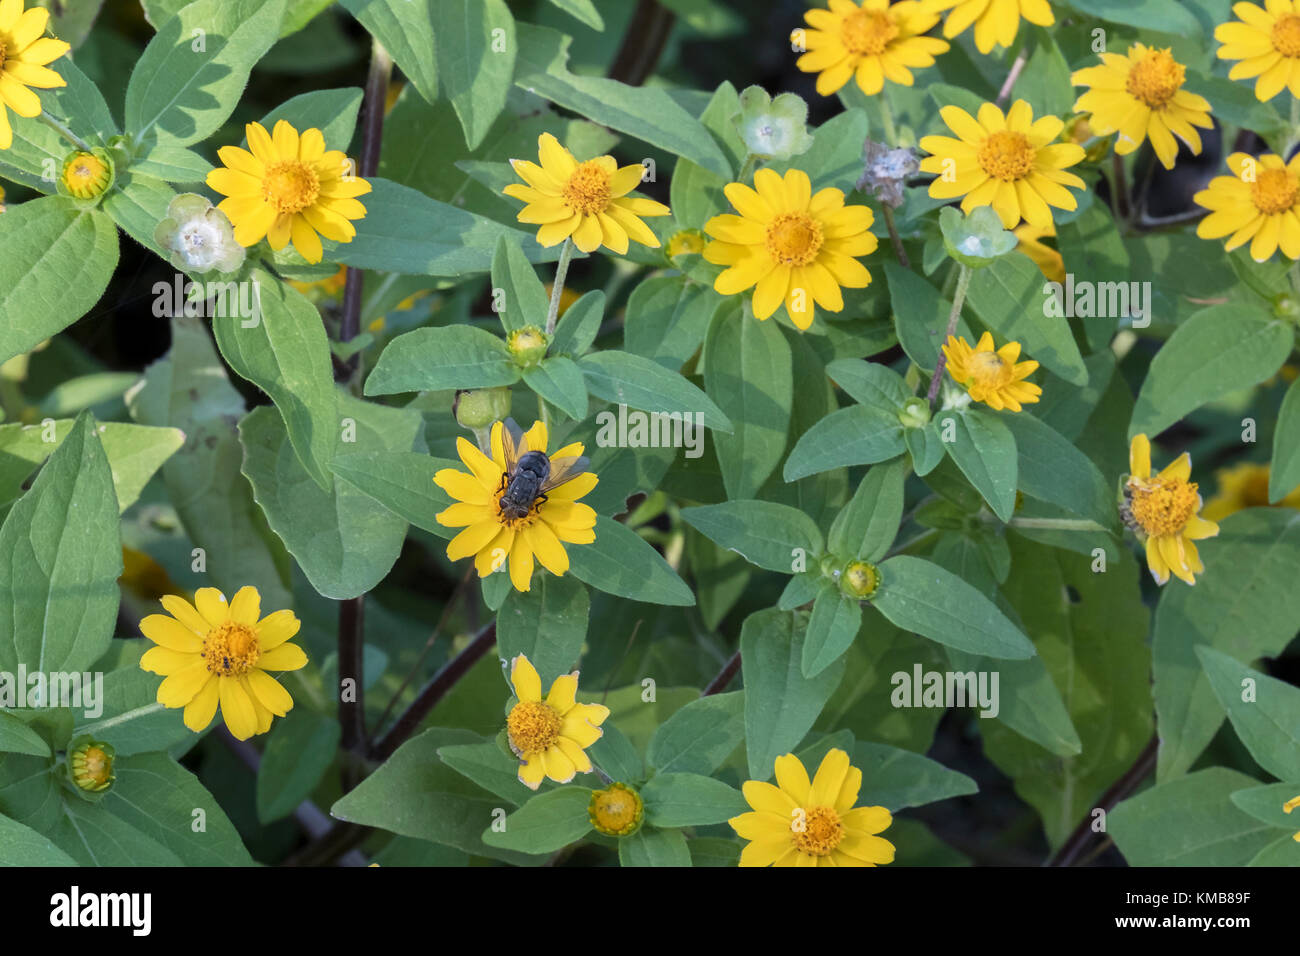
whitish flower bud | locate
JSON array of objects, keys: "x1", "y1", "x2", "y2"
[
  {"x1": 734, "y1": 86, "x2": 814, "y2": 161},
  {"x1": 154, "y1": 193, "x2": 246, "y2": 275}
]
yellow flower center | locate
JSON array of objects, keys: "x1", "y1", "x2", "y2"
[
  {"x1": 506, "y1": 699, "x2": 562, "y2": 757},
  {"x1": 967, "y1": 349, "x2": 1010, "y2": 389},
  {"x1": 1125, "y1": 49, "x2": 1185, "y2": 108},
  {"x1": 1251, "y1": 168, "x2": 1299, "y2": 215},
  {"x1": 0, "y1": 40, "x2": 7, "y2": 70},
  {"x1": 841, "y1": 560, "x2": 880, "y2": 599},
  {"x1": 202, "y1": 622, "x2": 261, "y2": 677},
  {"x1": 1126, "y1": 476, "x2": 1199, "y2": 537},
  {"x1": 978, "y1": 130, "x2": 1035, "y2": 182},
  {"x1": 791, "y1": 805, "x2": 844, "y2": 857},
  {"x1": 588, "y1": 783, "x2": 644, "y2": 836},
  {"x1": 262, "y1": 160, "x2": 320, "y2": 215},
  {"x1": 562, "y1": 160, "x2": 612, "y2": 216},
  {"x1": 80, "y1": 747, "x2": 111, "y2": 786},
  {"x1": 61, "y1": 152, "x2": 111, "y2": 199},
  {"x1": 765, "y1": 212, "x2": 823, "y2": 266},
  {"x1": 840, "y1": 9, "x2": 898, "y2": 56},
  {"x1": 1271, "y1": 14, "x2": 1300, "y2": 57}
]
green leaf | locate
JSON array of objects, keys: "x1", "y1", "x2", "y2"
[
  {"x1": 126, "y1": 0, "x2": 288, "y2": 148},
  {"x1": 256, "y1": 709, "x2": 341, "y2": 823},
  {"x1": 491, "y1": 234, "x2": 549, "y2": 334},
  {"x1": 0, "y1": 414, "x2": 120, "y2": 677},
  {"x1": 543, "y1": 0, "x2": 604, "y2": 30},
  {"x1": 872, "y1": 556, "x2": 1035, "y2": 659},
  {"x1": 0, "y1": 199, "x2": 119, "y2": 365},
  {"x1": 331, "y1": 178, "x2": 556, "y2": 276},
  {"x1": 904, "y1": 419, "x2": 946, "y2": 476},
  {"x1": 1229, "y1": 782, "x2": 1300, "y2": 831},
  {"x1": 588, "y1": 723, "x2": 644, "y2": 783},
  {"x1": 258, "y1": 87, "x2": 364, "y2": 154},
  {"x1": 1110, "y1": 768, "x2": 1277, "y2": 867},
  {"x1": 366, "y1": 325, "x2": 518, "y2": 395},
  {"x1": 568, "y1": 515, "x2": 695, "y2": 606},
  {"x1": 127, "y1": 145, "x2": 213, "y2": 183},
  {"x1": 802, "y1": 588, "x2": 862, "y2": 678},
  {"x1": 128, "y1": 317, "x2": 292, "y2": 608},
  {"x1": 0, "y1": 814, "x2": 78, "y2": 866},
  {"x1": 979, "y1": 539, "x2": 1150, "y2": 846},
  {"x1": 72, "y1": 644, "x2": 191, "y2": 757},
  {"x1": 481, "y1": 787, "x2": 593, "y2": 855},
  {"x1": 885, "y1": 261, "x2": 975, "y2": 371},
  {"x1": 1130, "y1": 305, "x2": 1293, "y2": 439},
  {"x1": 1059, "y1": 0, "x2": 1200, "y2": 37},
  {"x1": 668, "y1": 82, "x2": 743, "y2": 229},
  {"x1": 854, "y1": 742, "x2": 978, "y2": 811},
  {"x1": 438, "y1": 738, "x2": 539, "y2": 806},
  {"x1": 1000, "y1": 411, "x2": 1115, "y2": 529},
  {"x1": 0, "y1": 712, "x2": 51, "y2": 757},
  {"x1": 212, "y1": 270, "x2": 338, "y2": 490},
  {"x1": 433, "y1": 0, "x2": 516, "y2": 149},
  {"x1": 515, "y1": 24, "x2": 731, "y2": 177},
  {"x1": 939, "y1": 408, "x2": 1017, "y2": 522},
  {"x1": 825, "y1": 358, "x2": 911, "y2": 411},
  {"x1": 550, "y1": 289, "x2": 604, "y2": 358},
  {"x1": 625, "y1": 276, "x2": 720, "y2": 370},
  {"x1": 498, "y1": 575, "x2": 589, "y2": 686},
  {"x1": 523, "y1": 358, "x2": 588, "y2": 421},
  {"x1": 1247, "y1": 834, "x2": 1300, "y2": 866},
  {"x1": 966, "y1": 252, "x2": 1088, "y2": 385},
  {"x1": 239, "y1": 397, "x2": 422, "y2": 600},
  {"x1": 331, "y1": 727, "x2": 538, "y2": 865},
  {"x1": 828, "y1": 457, "x2": 906, "y2": 561},
  {"x1": 579, "y1": 350, "x2": 732, "y2": 432},
  {"x1": 1154, "y1": 510, "x2": 1300, "y2": 781},
  {"x1": 742, "y1": 608, "x2": 845, "y2": 779},
  {"x1": 704, "y1": 303, "x2": 792, "y2": 499},
  {"x1": 619, "y1": 826, "x2": 692, "y2": 866},
  {"x1": 681, "y1": 500, "x2": 822, "y2": 573},
  {"x1": 330, "y1": 451, "x2": 459, "y2": 538},
  {"x1": 339, "y1": 0, "x2": 438, "y2": 104},
  {"x1": 1198, "y1": 646, "x2": 1300, "y2": 783},
  {"x1": 647, "y1": 691, "x2": 745, "y2": 776},
  {"x1": 782, "y1": 405, "x2": 906, "y2": 481},
  {"x1": 1271, "y1": 376, "x2": 1300, "y2": 503},
  {"x1": 640, "y1": 773, "x2": 746, "y2": 827}
]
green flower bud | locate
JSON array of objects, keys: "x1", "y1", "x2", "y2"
[
  {"x1": 57, "y1": 148, "x2": 114, "y2": 204},
  {"x1": 507, "y1": 325, "x2": 549, "y2": 367},
  {"x1": 839, "y1": 560, "x2": 880, "y2": 600},
  {"x1": 68, "y1": 736, "x2": 115, "y2": 798},
  {"x1": 154, "y1": 193, "x2": 246, "y2": 275},
  {"x1": 898, "y1": 396, "x2": 931, "y2": 429},
  {"x1": 588, "y1": 782, "x2": 644, "y2": 837},
  {"x1": 939, "y1": 206, "x2": 1017, "y2": 269},
  {"x1": 454, "y1": 387, "x2": 511, "y2": 430}
]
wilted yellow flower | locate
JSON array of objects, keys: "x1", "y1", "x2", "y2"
[
  {"x1": 793, "y1": 0, "x2": 948, "y2": 97},
  {"x1": 1202, "y1": 461, "x2": 1300, "y2": 520},
  {"x1": 0, "y1": 0, "x2": 70, "y2": 150},
  {"x1": 206, "y1": 120, "x2": 371, "y2": 264},
  {"x1": 703, "y1": 167, "x2": 877, "y2": 330},
  {"x1": 920, "y1": 100, "x2": 1086, "y2": 229},
  {"x1": 923, "y1": 0, "x2": 1053, "y2": 55},
  {"x1": 504, "y1": 133, "x2": 669, "y2": 254},
  {"x1": 434, "y1": 419, "x2": 597, "y2": 592},
  {"x1": 139, "y1": 586, "x2": 307, "y2": 740},
  {"x1": 729, "y1": 749, "x2": 895, "y2": 867},
  {"x1": 943, "y1": 332, "x2": 1041, "y2": 411},
  {"x1": 1214, "y1": 0, "x2": 1300, "y2": 101},
  {"x1": 1072, "y1": 44, "x2": 1213, "y2": 170},
  {"x1": 505, "y1": 654, "x2": 609, "y2": 790},
  {"x1": 1123, "y1": 435, "x2": 1219, "y2": 586},
  {"x1": 1195, "y1": 152, "x2": 1300, "y2": 261}
]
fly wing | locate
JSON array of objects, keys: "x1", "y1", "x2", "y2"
[
  {"x1": 541, "y1": 455, "x2": 590, "y2": 494},
  {"x1": 499, "y1": 417, "x2": 527, "y2": 476}
]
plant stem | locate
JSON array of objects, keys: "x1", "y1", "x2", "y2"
[
  {"x1": 336, "y1": 38, "x2": 393, "y2": 385},
  {"x1": 545, "y1": 238, "x2": 574, "y2": 336},
  {"x1": 338, "y1": 597, "x2": 365, "y2": 759},
  {"x1": 607, "y1": 0, "x2": 676, "y2": 85},
  {"x1": 369, "y1": 622, "x2": 497, "y2": 761},
  {"x1": 38, "y1": 111, "x2": 91, "y2": 152},
  {"x1": 702, "y1": 650, "x2": 741, "y2": 696},
  {"x1": 926, "y1": 263, "x2": 972, "y2": 406},
  {"x1": 996, "y1": 50, "x2": 1029, "y2": 106},
  {"x1": 882, "y1": 204, "x2": 909, "y2": 268},
  {"x1": 1109, "y1": 152, "x2": 1130, "y2": 222},
  {"x1": 1008, "y1": 517, "x2": 1109, "y2": 532},
  {"x1": 1048, "y1": 734, "x2": 1157, "y2": 866}
]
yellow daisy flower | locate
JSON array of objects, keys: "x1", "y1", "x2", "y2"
[
  {"x1": 1013, "y1": 221, "x2": 1065, "y2": 282},
  {"x1": 702, "y1": 167, "x2": 877, "y2": 331},
  {"x1": 923, "y1": 0, "x2": 1054, "y2": 55},
  {"x1": 920, "y1": 100, "x2": 1086, "y2": 229},
  {"x1": 206, "y1": 120, "x2": 371, "y2": 265},
  {"x1": 793, "y1": 0, "x2": 949, "y2": 98},
  {"x1": 1194, "y1": 151, "x2": 1300, "y2": 261},
  {"x1": 504, "y1": 653, "x2": 609, "y2": 790},
  {"x1": 504, "y1": 133, "x2": 670, "y2": 254},
  {"x1": 0, "y1": 0, "x2": 70, "y2": 150},
  {"x1": 1122, "y1": 434, "x2": 1220, "y2": 586},
  {"x1": 1201, "y1": 461, "x2": 1300, "y2": 520},
  {"x1": 138, "y1": 586, "x2": 307, "y2": 741},
  {"x1": 1071, "y1": 44, "x2": 1213, "y2": 170},
  {"x1": 942, "y1": 332, "x2": 1041, "y2": 411},
  {"x1": 434, "y1": 419, "x2": 598, "y2": 593},
  {"x1": 729, "y1": 749, "x2": 895, "y2": 867},
  {"x1": 1214, "y1": 0, "x2": 1300, "y2": 101}
]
